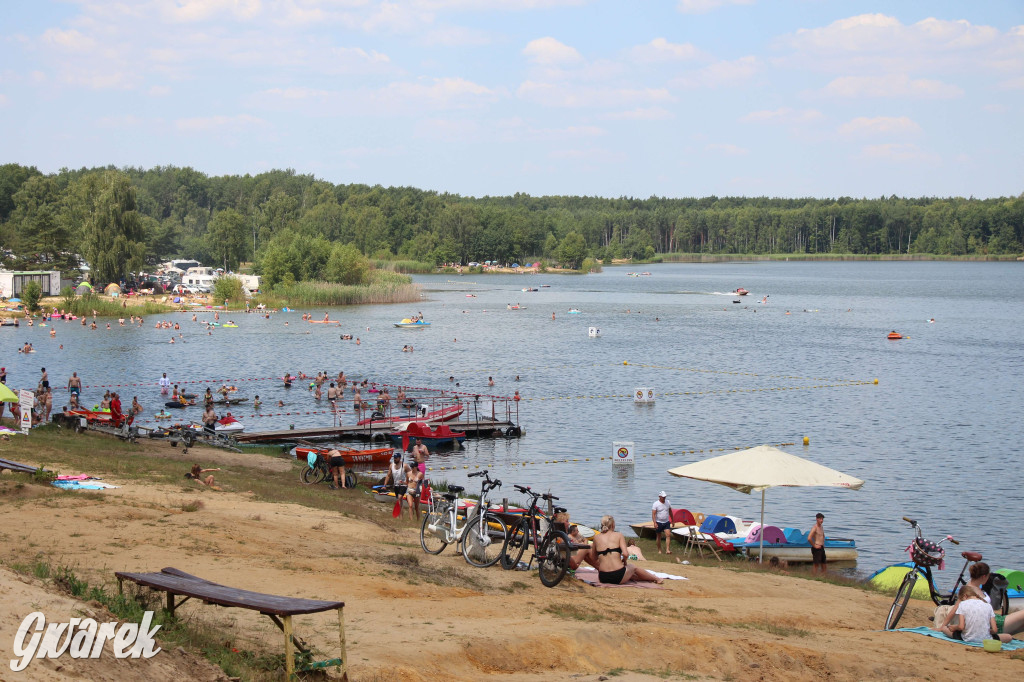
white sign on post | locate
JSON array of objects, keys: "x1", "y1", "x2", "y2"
[
  {"x1": 612, "y1": 441, "x2": 634, "y2": 465},
  {"x1": 19, "y1": 390, "x2": 34, "y2": 434}
]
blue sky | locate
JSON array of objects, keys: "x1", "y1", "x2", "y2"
[{"x1": 1, "y1": 1, "x2": 1022, "y2": 199}]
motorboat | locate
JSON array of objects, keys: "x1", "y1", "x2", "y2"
[
  {"x1": 215, "y1": 414, "x2": 245, "y2": 434},
  {"x1": 568, "y1": 308, "x2": 581, "y2": 314},
  {"x1": 887, "y1": 331, "x2": 903, "y2": 340},
  {"x1": 734, "y1": 288, "x2": 749, "y2": 296}
]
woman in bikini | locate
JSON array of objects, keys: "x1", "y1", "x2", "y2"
[{"x1": 591, "y1": 515, "x2": 663, "y2": 585}]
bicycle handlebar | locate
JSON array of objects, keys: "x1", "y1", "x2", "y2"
[
  {"x1": 514, "y1": 484, "x2": 532, "y2": 493},
  {"x1": 541, "y1": 493, "x2": 559, "y2": 501},
  {"x1": 903, "y1": 516, "x2": 917, "y2": 527},
  {"x1": 468, "y1": 471, "x2": 484, "y2": 478},
  {"x1": 947, "y1": 535, "x2": 960, "y2": 545}
]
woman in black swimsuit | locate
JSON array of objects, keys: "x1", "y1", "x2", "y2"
[{"x1": 592, "y1": 516, "x2": 663, "y2": 585}]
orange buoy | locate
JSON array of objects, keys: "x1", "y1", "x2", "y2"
[{"x1": 887, "y1": 332, "x2": 903, "y2": 340}]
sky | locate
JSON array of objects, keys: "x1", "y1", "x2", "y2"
[{"x1": 1, "y1": 0, "x2": 1022, "y2": 199}]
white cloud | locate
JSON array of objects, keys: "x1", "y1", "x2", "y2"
[
  {"x1": 741, "y1": 107, "x2": 822, "y2": 124},
  {"x1": 673, "y1": 56, "x2": 760, "y2": 88},
  {"x1": 158, "y1": 0, "x2": 264, "y2": 24},
  {"x1": 778, "y1": 14, "x2": 1019, "y2": 76},
  {"x1": 96, "y1": 114, "x2": 143, "y2": 128},
  {"x1": 859, "y1": 143, "x2": 937, "y2": 163},
  {"x1": 517, "y1": 81, "x2": 671, "y2": 108},
  {"x1": 523, "y1": 37, "x2": 583, "y2": 65},
  {"x1": 41, "y1": 28, "x2": 96, "y2": 52},
  {"x1": 839, "y1": 116, "x2": 922, "y2": 137},
  {"x1": 175, "y1": 114, "x2": 269, "y2": 133},
  {"x1": 998, "y1": 76, "x2": 1024, "y2": 90},
  {"x1": 823, "y1": 74, "x2": 963, "y2": 98},
  {"x1": 375, "y1": 77, "x2": 501, "y2": 109},
  {"x1": 677, "y1": 0, "x2": 755, "y2": 15},
  {"x1": 627, "y1": 38, "x2": 703, "y2": 63},
  {"x1": 601, "y1": 107, "x2": 674, "y2": 121},
  {"x1": 706, "y1": 143, "x2": 748, "y2": 156}
]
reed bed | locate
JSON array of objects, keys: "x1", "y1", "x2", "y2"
[
  {"x1": 258, "y1": 271, "x2": 420, "y2": 307},
  {"x1": 53, "y1": 292, "x2": 174, "y2": 317},
  {"x1": 372, "y1": 259, "x2": 436, "y2": 274}
]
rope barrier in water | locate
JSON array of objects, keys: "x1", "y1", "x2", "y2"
[{"x1": 424, "y1": 442, "x2": 798, "y2": 473}]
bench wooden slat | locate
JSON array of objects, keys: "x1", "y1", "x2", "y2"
[
  {"x1": 0, "y1": 457, "x2": 40, "y2": 474},
  {"x1": 115, "y1": 570, "x2": 344, "y2": 616}
]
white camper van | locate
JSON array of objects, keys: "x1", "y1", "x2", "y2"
[{"x1": 183, "y1": 267, "x2": 219, "y2": 292}]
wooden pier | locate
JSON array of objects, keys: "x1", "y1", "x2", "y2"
[{"x1": 235, "y1": 418, "x2": 521, "y2": 444}]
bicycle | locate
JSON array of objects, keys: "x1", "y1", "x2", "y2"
[
  {"x1": 884, "y1": 516, "x2": 987, "y2": 630},
  {"x1": 459, "y1": 470, "x2": 509, "y2": 568},
  {"x1": 420, "y1": 483, "x2": 468, "y2": 555},
  {"x1": 298, "y1": 450, "x2": 356, "y2": 488},
  {"x1": 499, "y1": 485, "x2": 572, "y2": 588}
]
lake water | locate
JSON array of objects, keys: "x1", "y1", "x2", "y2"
[{"x1": 6, "y1": 261, "x2": 1023, "y2": 574}]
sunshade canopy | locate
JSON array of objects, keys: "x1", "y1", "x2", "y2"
[
  {"x1": 0, "y1": 384, "x2": 19, "y2": 403},
  {"x1": 667, "y1": 445, "x2": 864, "y2": 493}
]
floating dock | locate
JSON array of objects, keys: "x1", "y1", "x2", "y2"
[{"x1": 235, "y1": 418, "x2": 521, "y2": 444}]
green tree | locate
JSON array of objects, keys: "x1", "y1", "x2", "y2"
[
  {"x1": 207, "y1": 208, "x2": 249, "y2": 270},
  {"x1": 82, "y1": 172, "x2": 146, "y2": 284},
  {"x1": 556, "y1": 231, "x2": 587, "y2": 269},
  {"x1": 213, "y1": 275, "x2": 245, "y2": 303},
  {"x1": 21, "y1": 281, "x2": 42, "y2": 312},
  {"x1": 324, "y1": 243, "x2": 370, "y2": 285}
]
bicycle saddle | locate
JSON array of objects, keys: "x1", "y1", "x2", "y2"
[
  {"x1": 962, "y1": 551, "x2": 982, "y2": 562},
  {"x1": 554, "y1": 506, "x2": 567, "y2": 513},
  {"x1": 447, "y1": 485, "x2": 465, "y2": 494},
  {"x1": 442, "y1": 493, "x2": 457, "y2": 501}
]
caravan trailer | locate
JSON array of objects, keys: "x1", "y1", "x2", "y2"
[{"x1": 182, "y1": 267, "x2": 219, "y2": 292}]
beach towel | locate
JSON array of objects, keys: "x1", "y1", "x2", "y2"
[
  {"x1": 56, "y1": 474, "x2": 94, "y2": 481},
  {"x1": 894, "y1": 627, "x2": 1024, "y2": 650},
  {"x1": 574, "y1": 567, "x2": 687, "y2": 589},
  {"x1": 51, "y1": 480, "x2": 119, "y2": 491}
]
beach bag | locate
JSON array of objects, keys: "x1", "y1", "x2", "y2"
[{"x1": 911, "y1": 538, "x2": 944, "y2": 567}]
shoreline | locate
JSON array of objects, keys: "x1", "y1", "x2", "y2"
[{"x1": 0, "y1": 427, "x2": 1019, "y2": 681}]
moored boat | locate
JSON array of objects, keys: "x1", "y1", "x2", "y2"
[
  {"x1": 727, "y1": 526, "x2": 858, "y2": 563},
  {"x1": 389, "y1": 421, "x2": 466, "y2": 450},
  {"x1": 215, "y1": 414, "x2": 245, "y2": 434},
  {"x1": 294, "y1": 445, "x2": 395, "y2": 465},
  {"x1": 356, "y1": 402, "x2": 463, "y2": 427}
]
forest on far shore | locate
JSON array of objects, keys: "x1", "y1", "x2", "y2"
[{"x1": 1, "y1": 163, "x2": 1021, "y2": 285}]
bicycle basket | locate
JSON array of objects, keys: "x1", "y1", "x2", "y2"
[{"x1": 911, "y1": 538, "x2": 944, "y2": 567}]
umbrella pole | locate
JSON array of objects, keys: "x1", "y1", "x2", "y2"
[{"x1": 759, "y1": 489, "x2": 765, "y2": 564}]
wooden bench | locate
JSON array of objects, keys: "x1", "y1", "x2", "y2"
[{"x1": 115, "y1": 567, "x2": 346, "y2": 680}]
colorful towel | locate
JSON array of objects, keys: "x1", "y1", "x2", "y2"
[
  {"x1": 574, "y1": 567, "x2": 670, "y2": 589},
  {"x1": 51, "y1": 480, "x2": 119, "y2": 490},
  {"x1": 895, "y1": 627, "x2": 1024, "y2": 650},
  {"x1": 56, "y1": 474, "x2": 94, "y2": 481}
]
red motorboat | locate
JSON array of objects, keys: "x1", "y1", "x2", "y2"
[
  {"x1": 356, "y1": 402, "x2": 463, "y2": 427},
  {"x1": 294, "y1": 445, "x2": 395, "y2": 465},
  {"x1": 734, "y1": 288, "x2": 750, "y2": 296}
]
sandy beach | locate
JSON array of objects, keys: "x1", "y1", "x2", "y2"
[{"x1": 0, "y1": 431, "x2": 1020, "y2": 681}]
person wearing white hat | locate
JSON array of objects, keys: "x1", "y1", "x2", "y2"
[{"x1": 651, "y1": 491, "x2": 674, "y2": 555}]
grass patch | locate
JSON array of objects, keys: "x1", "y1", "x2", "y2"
[
  {"x1": 543, "y1": 602, "x2": 647, "y2": 623},
  {"x1": 181, "y1": 499, "x2": 204, "y2": 512},
  {"x1": 372, "y1": 259, "x2": 435, "y2": 274},
  {"x1": 733, "y1": 619, "x2": 811, "y2": 638}
]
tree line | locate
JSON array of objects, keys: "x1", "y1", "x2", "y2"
[{"x1": 1, "y1": 163, "x2": 1021, "y2": 285}]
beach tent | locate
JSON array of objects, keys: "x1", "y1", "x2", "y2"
[
  {"x1": 103, "y1": 283, "x2": 121, "y2": 295},
  {"x1": 75, "y1": 282, "x2": 93, "y2": 295},
  {"x1": 667, "y1": 446, "x2": 864, "y2": 562}
]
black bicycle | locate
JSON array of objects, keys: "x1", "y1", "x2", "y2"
[
  {"x1": 884, "y1": 516, "x2": 990, "y2": 630},
  {"x1": 499, "y1": 485, "x2": 571, "y2": 587}
]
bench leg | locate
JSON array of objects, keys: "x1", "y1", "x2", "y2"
[
  {"x1": 283, "y1": 615, "x2": 294, "y2": 680},
  {"x1": 337, "y1": 607, "x2": 347, "y2": 680}
]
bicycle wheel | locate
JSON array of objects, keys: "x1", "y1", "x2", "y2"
[
  {"x1": 420, "y1": 505, "x2": 450, "y2": 555},
  {"x1": 299, "y1": 465, "x2": 324, "y2": 485},
  {"x1": 885, "y1": 570, "x2": 918, "y2": 630},
  {"x1": 461, "y1": 512, "x2": 508, "y2": 568},
  {"x1": 538, "y1": 531, "x2": 571, "y2": 587},
  {"x1": 500, "y1": 518, "x2": 529, "y2": 570}
]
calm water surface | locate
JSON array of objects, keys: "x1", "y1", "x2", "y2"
[{"x1": 6, "y1": 261, "x2": 1023, "y2": 574}]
